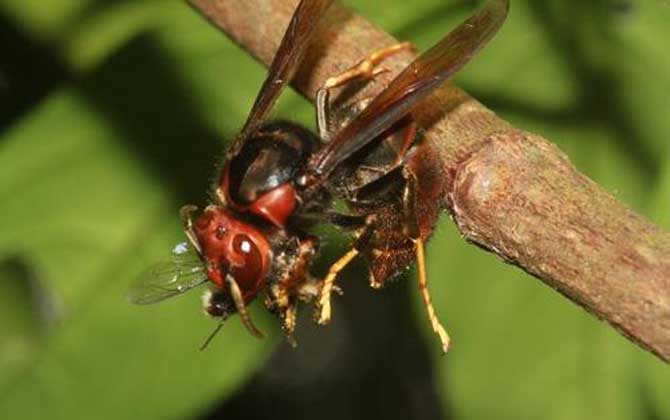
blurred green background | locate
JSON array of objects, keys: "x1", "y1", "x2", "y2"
[{"x1": 0, "y1": 0, "x2": 668, "y2": 419}]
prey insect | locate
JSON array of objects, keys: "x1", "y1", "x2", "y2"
[{"x1": 129, "y1": 0, "x2": 509, "y2": 352}]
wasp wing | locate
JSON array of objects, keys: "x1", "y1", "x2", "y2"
[
  {"x1": 128, "y1": 242, "x2": 209, "y2": 305},
  {"x1": 236, "y1": 0, "x2": 334, "y2": 147},
  {"x1": 307, "y1": 0, "x2": 509, "y2": 181}
]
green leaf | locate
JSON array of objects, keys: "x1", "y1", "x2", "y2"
[{"x1": 0, "y1": 88, "x2": 274, "y2": 420}]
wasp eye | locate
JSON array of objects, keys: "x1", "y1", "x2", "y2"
[
  {"x1": 231, "y1": 234, "x2": 263, "y2": 290},
  {"x1": 233, "y1": 234, "x2": 259, "y2": 257}
]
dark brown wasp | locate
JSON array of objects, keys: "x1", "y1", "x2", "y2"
[{"x1": 129, "y1": 0, "x2": 509, "y2": 352}]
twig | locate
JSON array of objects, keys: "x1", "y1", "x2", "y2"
[{"x1": 186, "y1": 0, "x2": 670, "y2": 362}]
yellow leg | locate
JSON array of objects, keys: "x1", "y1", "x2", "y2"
[
  {"x1": 316, "y1": 248, "x2": 359, "y2": 325},
  {"x1": 266, "y1": 283, "x2": 298, "y2": 345},
  {"x1": 322, "y1": 42, "x2": 414, "y2": 90},
  {"x1": 316, "y1": 42, "x2": 414, "y2": 140},
  {"x1": 180, "y1": 205, "x2": 202, "y2": 255},
  {"x1": 283, "y1": 302, "x2": 298, "y2": 347},
  {"x1": 214, "y1": 187, "x2": 227, "y2": 206},
  {"x1": 415, "y1": 238, "x2": 450, "y2": 353},
  {"x1": 226, "y1": 274, "x2": 264, "y2": 339}
]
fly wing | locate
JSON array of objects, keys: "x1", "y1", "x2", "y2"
[
  {"x1": 128, "y1": 242, "x2": 209, "y2": 305},
  {"x1": 306, "y1": 0, "x2": 509, "y2": 182},
  {"x1": 234, "y1": 0, "x2": 334, "y2": 151}
]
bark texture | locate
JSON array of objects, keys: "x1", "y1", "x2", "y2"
[{"x1": 187, "y1": 0, "x2": 670, "y2": 362}]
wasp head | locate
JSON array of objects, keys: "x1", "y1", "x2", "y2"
[{"x1": 193, "y1": 206, "x2": 272, "y2": 302}]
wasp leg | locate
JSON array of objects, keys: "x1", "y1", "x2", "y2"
[
  {"x1": 402, "y1": 167, "x2": 450, "y2": 353},
  {"x1": 180, "y1": 205, "x2": 202, "y2": 256},
  {"x1": 226, "y1": 274, "x2": 264, "y2": 338},
  {"x1": 214, "y1": 187, "x2": 227, "y2": 207},
  {"x1": 279, "y1": 236, "x2": 318, "y2": 293},
  {"x1": 349, "y1": 215, "x2": 386, "y2": 289},
  {"x1": 315, "y1": 248, "x2": 359, "y2": 325},
  {"x1": 265, "y1": 237, "x2": 318, "y2": 344},
  {"x1": 282, "y1": 299, "x2": 298, "y2": 347},
  {"x1": 316, "y1": 42, "x2": 414, "y2": 141},
  {"x1": 297, "y1": 273, "x2": 344, "y2": 303},
  {"x1": 266, "y1": 282, "x2": 300, "y2": 345}
]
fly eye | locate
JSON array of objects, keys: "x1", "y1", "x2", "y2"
[
  {"x1": 216, "y1": 225, "x2": 227, "y2": 239},
  {"x1": 231, "y1": 234, "x2": 263, "y2": 288}
]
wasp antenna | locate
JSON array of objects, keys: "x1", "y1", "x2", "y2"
[
  {"x1": 199, "y1": 321, "x2": 225, "y2": 351},
  {"x1": 226, "y1": 274, "x2": 265, "y2": 339},
  {"x1": 180, "y1": 204, "x2": 203, "y2": 256}
]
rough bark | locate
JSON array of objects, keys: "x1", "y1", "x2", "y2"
[{"x1": 187, "y1": 0, "x2": 670, "y2": 362}]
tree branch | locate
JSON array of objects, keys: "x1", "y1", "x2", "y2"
[{"x1": 187, "y1": 0, "x2": 670, "y2": 362}]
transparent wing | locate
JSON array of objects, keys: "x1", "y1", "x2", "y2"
[
  {"x1": 236, "y1": 0, "x2": 334, "y2": 145},
  {"x1": 128, "y1": 242, "x2": 209, "y2": 305},
  {"x1": 306, "y1": 0, "x2": 509, "y2": 181}
]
